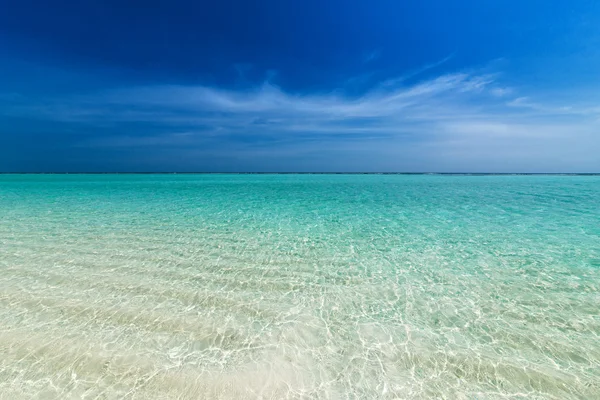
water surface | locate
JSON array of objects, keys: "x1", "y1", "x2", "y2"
[{"x1": 0, "y1": 174, "x2": 599, "y2": 399}]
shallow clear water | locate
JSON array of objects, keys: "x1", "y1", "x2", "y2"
[{"x1": 0, "y1": 174, "x2": 599, "y2": 399}]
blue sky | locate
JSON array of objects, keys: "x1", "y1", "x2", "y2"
[{"x1": 1, "y1": 0, "x2": 599, "y2": 172}]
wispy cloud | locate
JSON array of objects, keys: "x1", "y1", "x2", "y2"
[
  {"x1": 2, "y1": 65, "x2": 599, "y2": 171},
  {"x1": 379, "y1": 54, "x2": 455, "y2": 88},
  {"x1": 489, "y1": 87, "x2": 513, "y2": 97},
  {"x1": 507, "y1": 96, "x2": 600, "y2": 116},
  {"x1": 363, "y1": 50, "x2": 381, "y2": 63},
  {"x1": 73, "y1": 71, "x2": 501, "y2": 121}
]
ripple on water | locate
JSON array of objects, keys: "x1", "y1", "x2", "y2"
[{"x1": 0, "y1": 174, "x2": 599, "y2": 399}]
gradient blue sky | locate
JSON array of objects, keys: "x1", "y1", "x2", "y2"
[{"x1": 1, "y1": 0, "x2": 599, "y2": 172}]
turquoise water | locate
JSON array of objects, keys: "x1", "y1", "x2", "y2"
[{"x1": 0, "y1": 174, "x2": 599, "y2": 399}]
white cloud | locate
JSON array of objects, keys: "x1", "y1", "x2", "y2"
[
  {"x1": 97, "y1": 72, "x2": 496, "y2": 119},
  {"x1": 2, "y1": 67, "x2": 600, "y2": 171},
  {"x1": 490, "y1": 87, "x2": 513, "y2": 97}
]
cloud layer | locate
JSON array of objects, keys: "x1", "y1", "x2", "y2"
[{"x1": 2, "y1": 66, "x2": 600, "y2": 172}]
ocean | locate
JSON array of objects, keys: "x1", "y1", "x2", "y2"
[{"x1": 0, "y1": 174, "x2": 598, "y2": 399}]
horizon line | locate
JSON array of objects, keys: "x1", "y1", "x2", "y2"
[{"x1": 1, "y1": 172, "x2": 600, "y2": 176}]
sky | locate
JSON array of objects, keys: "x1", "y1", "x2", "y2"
[{"x1": 1, "y1": 0, "x2": 600, "y2": 172}]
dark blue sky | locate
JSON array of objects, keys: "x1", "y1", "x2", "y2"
[{"x1": 1, "y1": 0, "x2": 599, "y2": 172}]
